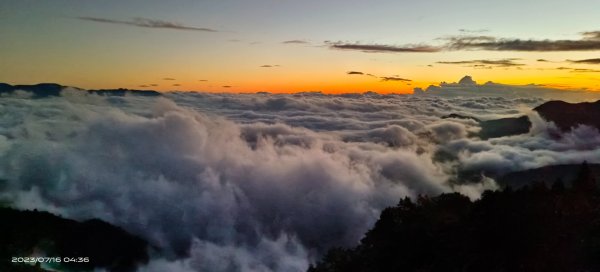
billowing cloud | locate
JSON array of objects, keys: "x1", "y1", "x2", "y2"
[
  {"x1": 414, "y1": 76, "x2": 600, "y2": 100},
  {"x1": 0, "y1": 92, "x2": 453, "y2": 271},
  {"x1": 77, "y1": 17, "x2": 217, "y2": 32},
  {"x1": 4, "y1": 81, "x2": 600, "y2": 271}
]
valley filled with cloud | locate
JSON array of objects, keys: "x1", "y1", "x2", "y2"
[{"x1": 2, "y1": 78, "x2": 600, "y2": 271}]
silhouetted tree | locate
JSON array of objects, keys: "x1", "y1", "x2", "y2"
[{"x1": 574, "y1": 161, "x2": 597, "y2": 192}]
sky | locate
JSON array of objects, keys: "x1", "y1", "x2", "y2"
[{"x1": 1, "y1": 0, "x2": 599, "y2": 93}]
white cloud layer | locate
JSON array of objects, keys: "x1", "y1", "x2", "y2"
[{"x1": 2, "y1": 80, "x2": 600, "y2": 272}]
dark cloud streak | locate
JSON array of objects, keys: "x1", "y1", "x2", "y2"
[
  {"x1": 329, "y1": 30, "x2": 600, "y2": 54},
  {"x1": 327, "y1": 42, "x2": 442, "y2": 53},
  {"x1": 437, "y1": 59, "x2": 524, "y2": 67},
  {"x1": 571, "y1": 68, "x2": 600, "y2": 73},
  {"x1": 569, "y1": 58, "x2": 600, "y2": 64},
  {"x1": 380, "y1": 76, "x2": 412, "y2": 82},
  {"x1": 282, "y1": 40, "x2": 309, "y2": 44},
  {"x1": 347, "y1": 71, "x2": 364, "y2": 75},
  {"x1": 77, "y1": 16, "x2": 217, "y2": 32},
  {"x1": 445, "y1": 33, "x2": 600, "y2": 51}
]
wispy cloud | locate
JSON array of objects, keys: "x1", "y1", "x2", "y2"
[
  {"x1": 582, "y1": 31, "x2": 600, "y2": 40},
  {"x1": 571, "y1": 68, "x2": 600, "y2": 73},
  {"x1": 437, "y1": 59, "x2": 524, "y2": 68},
  {"x1": 551, "y1": 66, "x2": 600, "y2": 73},
  {"x1": 329, "y1": 30, "x2": 600, "y2": 54},
  {"x1": 346, "y1": 71, "x2": 378, "y2": 77},
  {"x1": 458, "y1": 28, "x2": 489, "y2": 33},
  {"x1": 568, "y1": 58, "x2": 600, "y2": 64},
  {"x1": 163, "y1": 78, "x2": 176, "y2": 80},
  {"x1": 77, "y1": 16, "x2": 217, "y2": 32},
  {"x1": 347, "y1": 71, "x2": 364, "y2": 75},
  {"x1": 282, "y1": 40, "x2": 309, "y2": 44},
  {"x1": 444, "y1": 32, "x2": 600, "y2": 51},
  {"x1": 327, "y1": 42, "x2": 442, "y2": 53},
  {"x1": 380, "y1": 76, "x2": 412, "y2": 82},
  {"x1": 260, "y1": 65, "x2": 280, "y2": 68}
]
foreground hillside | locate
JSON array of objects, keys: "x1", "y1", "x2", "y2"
[
  {"x1": 0, "y1": 208, "x2": 149, "y2": 272},
  {"x1": 309, "y1": 163, "x2": 600, "y2": 272},
  {"x1": 498, "y1": 163, "x2": 600, "y2": 189}
]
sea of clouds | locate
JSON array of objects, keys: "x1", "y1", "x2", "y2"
[{"x1": 2, "y1": 79, "x2": 600, "y2": 272}]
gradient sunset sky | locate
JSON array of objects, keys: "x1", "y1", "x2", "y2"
[{"x1": 1, "y1": 0, "x2": 599, "y2": 93}]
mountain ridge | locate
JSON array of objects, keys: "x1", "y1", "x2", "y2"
[
  {"x1": 0, "y1": 83, "x2": 161, "y2": 97},
  {"x1": 534, "y1": 99, "x2": 600, "y2": 131}
]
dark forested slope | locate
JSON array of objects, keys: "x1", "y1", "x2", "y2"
[
  {"x1": 309, "y1": 163, "x2": 600, "y2": 272},
  {"x1": 0, "y1": 208, "x2": 149, "y2": 272}
]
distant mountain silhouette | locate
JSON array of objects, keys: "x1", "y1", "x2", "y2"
[
  {"x1": 87, "y1": 88, "x2": 162, "y2": 97},
  {"x1": 442, "y1": 114, "x2": 531, "y2": 139},
  {"x1": 0, "y1": 207, "x2": 149, "y2": 272},
  {"x1": 497, "y1": 163, "x2": 600, "y2": 189},
  {"x1": 534, "y1": 100, "x2": 600, "y2": 131},
  {"x1": 4, "y1": 83, "x2": 64, "y2": 98},
  {"x1": 479, "y1": 116, "x2": 531, "y2": 140},
  {"x1": 0, "y1": 83, "x2": 12, "y2": 92},
  {"x1": 309, "y1": 163, "x2": 600, "y2": 272},
  {"x1": 0, "y1": 83, "x2": 161, "y2": 97}
]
